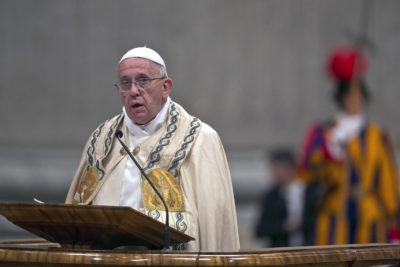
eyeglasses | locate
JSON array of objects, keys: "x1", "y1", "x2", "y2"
[{"x1": 114, "y1": 77, "x2": 166, "y2": 92}]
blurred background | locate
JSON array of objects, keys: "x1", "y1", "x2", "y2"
[{"x1": 0, "y1": 0, "x2": 399, "y2": 249}]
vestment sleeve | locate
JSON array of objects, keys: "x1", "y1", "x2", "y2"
[
  {"x1": 180, "y1": 124, "x2": 240, "y2": 252},
  {"x1": 65, "y1": 131, "x2": 93, "y2": 204}
]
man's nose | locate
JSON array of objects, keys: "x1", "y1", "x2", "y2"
[{"x1": 128, "y1": 81, "x2": 140, "y2": 95}]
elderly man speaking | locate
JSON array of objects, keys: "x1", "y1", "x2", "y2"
[{"x1": 66, "y1": 47, "x2": 240, "y2": 252}]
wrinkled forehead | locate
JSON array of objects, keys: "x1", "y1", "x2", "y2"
[{"x1": 118, "y1": 57, "x2": 159, "y2": 77}]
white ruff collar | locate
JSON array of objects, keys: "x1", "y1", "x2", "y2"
[{"x1": 123, "y1": 97, "x2": 170, "y2": 137}]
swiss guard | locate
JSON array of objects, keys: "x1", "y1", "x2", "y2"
[{"x1": 297, "y1": 45, "x2": 399, "y2": 245}]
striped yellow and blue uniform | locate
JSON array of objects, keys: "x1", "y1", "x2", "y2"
[{"x1": 298, "y1": 121, "x2": 398, "y2": 245}]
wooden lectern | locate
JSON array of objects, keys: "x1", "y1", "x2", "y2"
[
  {"x1": 0, "y1": 203, "x2": 194, "y2": 249},
  {"x1": 1, "y1": 203, "x2": 400, "y2": 266}
]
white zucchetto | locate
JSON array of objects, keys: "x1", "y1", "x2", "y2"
[{"x1": 119, "y1": 46, "x2": 166, "y2": 67}]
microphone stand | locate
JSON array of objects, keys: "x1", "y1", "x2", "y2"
[{"x1": 115, "y1": 130, "x2": 170, "y2": 250}]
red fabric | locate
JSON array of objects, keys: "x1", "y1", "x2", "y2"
[
  {"x1": 298, "y1": 123, "x2": 319, "y2": 169},
  {"x1": 327, "y1": 46, "x2": 367, "y2": 81},
  {"x1": 389, "y1": 226, "x2": 400, "y2": 243}
]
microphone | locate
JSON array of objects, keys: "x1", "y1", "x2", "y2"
[{"x1": 115, "y1": 130, "x2": 170, "y2": 250}]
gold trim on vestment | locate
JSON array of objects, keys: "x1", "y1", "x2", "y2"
[
  {"x1": 141, "y1": 168, "x2": 185, "y2": 212},
  {"x1": 73, "y1": 166, "x2": 100, "y2": 204}
]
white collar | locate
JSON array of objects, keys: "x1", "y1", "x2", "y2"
[
  {"x1": 335, "y1": 111, "x2": 366, "y2": 130},
  {"x1": 330, "y1": 111, "x2": 366, "y2": 148},
  {"x1": 123, "y1": 97, "x2": 171, "y2": 136}
]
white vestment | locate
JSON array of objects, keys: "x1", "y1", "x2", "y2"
[
  {"x1": 66, "y1": 100, "x2": 240, "y2": 252},
  {"x1": 119, "y1": 97, "x2": 171, "y2": 210}
]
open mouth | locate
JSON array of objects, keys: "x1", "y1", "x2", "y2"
[{"x1": 132, "y1": 103, "x2": 144, "y2": 109}]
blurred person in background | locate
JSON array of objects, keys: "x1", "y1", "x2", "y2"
[
  {"x1": 255, "y1": 149, "x2": 318, "y2": 247},
  {"x1": 297, "y1": 45, "x2": 399, "y2": 245}
]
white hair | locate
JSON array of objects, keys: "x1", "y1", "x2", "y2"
[{"x1": 155, "y1": 63, "x2": 168, "y2": 78}]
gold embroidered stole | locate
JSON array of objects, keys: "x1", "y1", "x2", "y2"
[{"x1": 72, "y1": 102, "x2": 202, "y2": 236}]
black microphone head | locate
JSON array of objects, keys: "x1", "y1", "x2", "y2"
[{"x1": 115, "y1": 130, "x2": 123, "y2": 138}]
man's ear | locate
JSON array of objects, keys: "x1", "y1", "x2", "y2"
[{"x1": 162, "y1": 78, "x2": 173, "y2": 99}]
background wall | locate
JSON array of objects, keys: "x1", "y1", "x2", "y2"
[{"x1": 0, "y1": 0, "x2": 399, "y2": 249}]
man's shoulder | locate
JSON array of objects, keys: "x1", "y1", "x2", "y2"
[
  {"x1": 85, "y1": 113, "x2": 124, "y2": 143},
  {"x1": 93, "y1": 113, "x2": 123, "y2": 131},
  {"x1": 198, "y1": 121, "x2": 219, "y2": 138},
  {"x1": 192, "y1": 121, "x2": 222, "y2": 152},
  {"x1": 172, "y1": 101, "x2": 218, "y2": 137}
]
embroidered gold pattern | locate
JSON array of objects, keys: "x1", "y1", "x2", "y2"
[
  {"x1": 73, "y1": 166, "x2": 100, "y2": 204},
  {"x1": 141, "y1": 168, "x2": 185, "y2": 212}
]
